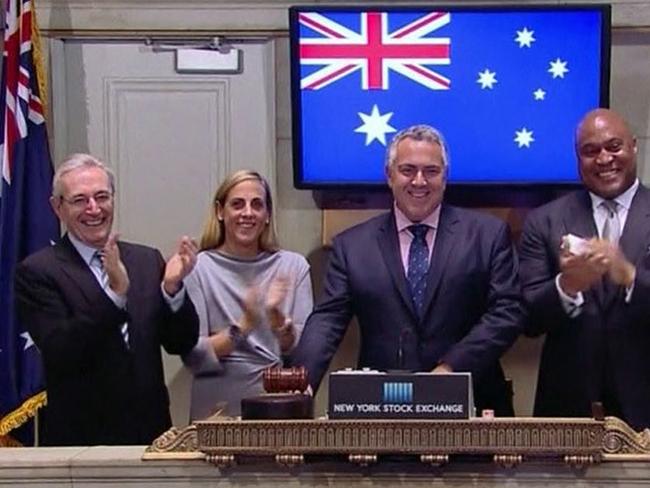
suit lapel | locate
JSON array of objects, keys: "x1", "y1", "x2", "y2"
[
  {"x1": 561, "y1": 191, "x2": 609, "y2": 307},
  {"x1": 565, "y1": 187, "x2": 650, "y2": 308},
  {"x1": 55, "y1": 235, "x2": 104, "y2": 304},
  {"x1": 376, "y1": 212, "x2": 417, "y2": 317},
  {"x1": 117, "y1": 241, "x2": 132, "y2": 273},
  {"x1": 56, "y1": 236, "x2": 134, "y2": 352},
  {"x1": 620, "y1": 185, "x2": 650, "y2": 266},
  {"x1": 420, "y1": 204, "x2": 458, "y2": 320},
  {"x1": 563, "y1": 190, "x2": 598, "y2": 240}
]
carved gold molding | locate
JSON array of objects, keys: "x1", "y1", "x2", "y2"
[
  {"x1": 144, "y1": 416, "x2": 650, "y2": 465},
  {"x1": 602, "y1": 416, "x2": 650, "y2": 461},
  {"x1": 196, "y1": 417, "x2": 603, "y2": 458},
  {"x1": 143, "y1": 425, "x2": 205, "y2": 460}
]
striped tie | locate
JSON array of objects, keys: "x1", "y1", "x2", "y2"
[{"x1": 93, "y1": 251, "x2": 129, "y2": 347}]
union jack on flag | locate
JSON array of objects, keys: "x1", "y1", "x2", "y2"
[
  {"x1": 1, "y1": 0, "x2": 46, "y2": 185},
  {"x1": 0, "y1": 0, "x2": 59, "y2": 445},
  {"x1": 298, "y1": 12, "x2": 451, "y2": 90}
]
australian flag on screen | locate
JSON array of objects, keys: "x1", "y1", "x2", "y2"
[{"x1": 292, "y1": 8, "x2": 608, "y2": 185}]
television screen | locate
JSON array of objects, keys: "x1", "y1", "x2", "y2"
[{"x1": 289, "y1": 5, "x2": 611, "y2": 188}]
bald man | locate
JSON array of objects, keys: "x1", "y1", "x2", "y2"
[{"x1": 520, "y1": 109, "x2": 650, "y2": 429}]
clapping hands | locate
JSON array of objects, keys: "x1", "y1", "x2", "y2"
[
  {"x1": 163, "y1": 236, "x2": 199, "y2": 296},
  {"x1": 587, "y1": 238, "x2": 635, "y2": 287},
  {"x1": 559, "y1": 235, "x2": 636, "y2": 296},
  {"x1": 266, "y1": 276, "x2": 290, "y2": 331},
  {"x1": 101, "y1": 233, "x2": 129, "y2": 295},
  {"x1": 239, "y1": 275, "x2": 291, "y2": 335}
]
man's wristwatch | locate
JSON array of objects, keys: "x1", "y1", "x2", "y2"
[{"x1": 228, "y1": 324, "x2": 247, "y2": 347}]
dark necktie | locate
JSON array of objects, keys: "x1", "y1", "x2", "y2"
[
  {"x1": 93, "y1": 251, "x2": 130, "y2": 347},
  {"x1": 601, "y1": 200, "x2": 621, "y2": 245},
  {"x1": 407, "y1": 224, "x2": 430, "y2": 316}
]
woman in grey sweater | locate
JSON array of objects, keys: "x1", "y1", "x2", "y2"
[{"x1": 182, "y1": 170, "x2": 313, "y2": 419}]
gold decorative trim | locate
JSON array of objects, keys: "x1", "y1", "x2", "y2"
[
  {"x1": 275, "y1": 454, "x2": 304, "y2": 467},
  {"x1": 563, "y1": 454, "x2": 597, "y2": 468},
  {"x1": 602, "y1": 416, "x2": 650, "y2": 457},
  {"x1": 143, "y1": 416, "x2": 650, "y2": 464},
  {"x1": 420, "y1": 454, "x2": 448, "y2": 466},
  {"x1": 349, "y1": 454, "x2": 377, "y2": 466},
  {"x1": 32, "y1": 0, "x2": 49, "y2": 117},
  {"x1": 206, "y1": 453, "x2": 235, "y2": 468},
  {"x1": 0, "y1": 391, "x2": 47, "y2": 437},
  {"x1": 493, "y1": 454, "x2": 523, "y2": 468},
  {"x1": 195, "y1": 417, "x2": 604, "y2": 461},
  {"x1": 142, "y1": 425, "x2": 205, "y2": 460}
]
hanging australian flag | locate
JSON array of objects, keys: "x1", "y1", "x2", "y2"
[
  {"x1": 290, "y1": 6, "x2": 610, "y2": 186},
  {"x1": 0, "y1": 0, "x2": 59, "y2": 444}
]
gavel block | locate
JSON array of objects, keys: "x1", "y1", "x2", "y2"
[{"x1": 241, "y1": 367, "x2": 313, "y2": 420}]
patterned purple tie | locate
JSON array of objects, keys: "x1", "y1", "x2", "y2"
[{"x1": 407, "y1": 224, "x2": 429, "y2": 316}]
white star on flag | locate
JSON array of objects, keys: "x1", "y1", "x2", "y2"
[
  {"x1": 477, "y1": 69, "x2": 497, "y2": 89},
  {"x1": 355, "y1": 104, "x2": 396, "y2": 146},
  {"x1": 20, "y1": 332, "x2": 35, "y2": 351},
  {"x1": 533, "y1": 88, "x2": 546, "y2": 100},
  {"x1": 515, "y1": 27, "x2": 535, "y2": 48},
  {"x1": 548, "y1": 58, "x2": 569, "y2": 78},
  {"x1": 515, "y1": 128, "x2": 535, "y2": 148}
]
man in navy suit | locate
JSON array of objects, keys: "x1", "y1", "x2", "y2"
[
  {"x1": 520, "y1": 109, "x2": 650, "y2": 430},
  {"x1": 292, "y1": 125, "x2": 524, "y2": 415},
  {"x1": 15, "y1": 153, "x2": 199, "y2": 445}
]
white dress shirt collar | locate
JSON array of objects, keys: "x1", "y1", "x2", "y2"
[
  {"x1": 589, "y1": 178, "x2": 639, "y2": 213},
  {"x1": 393, "y1": 203, "x2": 441, "y2": 233},
  {"x1": 68, "y1": 233, "x2": 100, "y2": 267}
]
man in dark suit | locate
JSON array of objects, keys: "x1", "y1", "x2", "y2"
[
  {"x1": 292, "y1": 125, "x2": 524, "y2": 415},
  {"x1": 519, "y1": 108, "x2": 650, "y2": 430},
  {"x1": 15, "y1": 153, "x2": 199, "y2": 446}
]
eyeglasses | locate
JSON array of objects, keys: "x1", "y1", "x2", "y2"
[{"x1": 60, "y1": 191, "x2": 113, "y2": 209}]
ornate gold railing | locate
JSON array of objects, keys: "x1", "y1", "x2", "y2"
[{"x1": 144, "y1": 416, "x2": 650, "y2": 467}]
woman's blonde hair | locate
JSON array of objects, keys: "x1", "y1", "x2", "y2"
[{"x1": 199, "y1": 170, "x2": 278, "y2": 252}]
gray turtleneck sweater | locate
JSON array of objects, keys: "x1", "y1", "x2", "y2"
[{"x1": 182, "y1": 249, "x2": 313, "y2": 419}]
